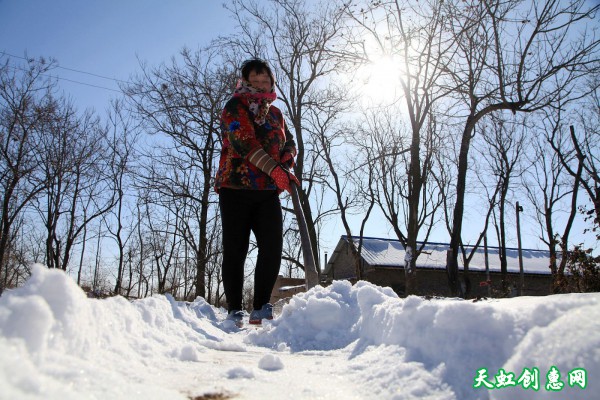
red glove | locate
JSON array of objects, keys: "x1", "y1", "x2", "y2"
[
  {"x1": 280, "y1": 151, "x2": 295, "y2": 169},
  {"x1": 270, "y1": 165, "x2": 300, "y2": 193}
]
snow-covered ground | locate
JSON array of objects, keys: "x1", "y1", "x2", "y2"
[{"x1": 0, "y1": 265, "x2": 598, "y2": 400}]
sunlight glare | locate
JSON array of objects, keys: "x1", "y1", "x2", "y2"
[{"x1": 357, "y1": 52, "x2": 405, "y2": 106}]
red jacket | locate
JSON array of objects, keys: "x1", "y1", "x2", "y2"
[{"x1": 214, "y1": 96, "x2": 294, "y2": 192}]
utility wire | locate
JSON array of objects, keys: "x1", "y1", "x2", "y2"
[
  {"x1": 1, "y1": 50, "x2": 129, "y2": 92},
  {"x1": 51, "y1": 74, "x2": 123, "y2": 93},
  {"x1": 6, "y1": 64, "x2": 123, "y2": 93},
  {"x1": 58, "y1": 64, "x2": 130, "y2": 84}
]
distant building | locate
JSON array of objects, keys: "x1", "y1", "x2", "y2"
[
  {"x1": 270, "y1": 275, "x2": 306, "y2": 304},
  {"x1": 323, "y1": 236, "x2": 557, "y2": 297}
]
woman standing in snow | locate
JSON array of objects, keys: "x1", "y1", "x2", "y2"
[{"x1": 214, "y1": 58, "x2": 299, "y2": 327}]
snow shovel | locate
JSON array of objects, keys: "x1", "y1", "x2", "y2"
[{"x1": 288, "y1": 179, "x2": 319, "y2": 289}]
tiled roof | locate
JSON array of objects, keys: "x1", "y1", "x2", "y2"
[{"x1": 336, "y1": 236, "x2": 557, "y2": 275}]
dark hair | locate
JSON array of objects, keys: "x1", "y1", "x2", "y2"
[{"x1": 240, "y1": 58, "x2": 275, "y2": 86}]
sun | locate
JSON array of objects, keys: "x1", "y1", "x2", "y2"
[{"x1": 355, "y1": 49, "x2": 407, "y2": 107}]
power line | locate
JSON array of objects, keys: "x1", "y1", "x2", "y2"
[
  {"x1": 56, "y1": 64, "x2": 129, "y2": 85},
  {"x1": 6, "y1": 64, "x2": 123, "y2": 94},
  {"x1": 1, "y1": 50, "x2": 130, "y2": 92},
  {"x1": 1, "y1": 50, "x2": 130, "y2": 83},
  {"x1": 50, "y1": 74, "x2": 123, "y2": 93}
]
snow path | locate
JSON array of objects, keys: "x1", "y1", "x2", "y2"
[{"x1": 188, "y1": 338, "x2": 363, "y2": 399}]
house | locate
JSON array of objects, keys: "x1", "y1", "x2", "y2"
[{"x1": 323, "y1": 235, "x2": 557, "y2": 297}]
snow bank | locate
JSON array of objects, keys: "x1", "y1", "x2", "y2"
[
  {"x1": 0, "y1": 265, "x2": 598, "y2": 400},
  {"x1": 246, "y1": 280, "x2": 599, "y2": 400},
  {"x1": 0, "y1": 264, "x2": 228, "y2": 400}
]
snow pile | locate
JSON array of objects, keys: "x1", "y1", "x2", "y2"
[
  {"x1": 0, "y1": 265, "x2": 230, "y2": 400},
  {"x1": 0, "y1": 265, "x2": 598, "y2": 400},
  {"x1": 247, "y1": 280, "x2": 600, "y2": 399}
]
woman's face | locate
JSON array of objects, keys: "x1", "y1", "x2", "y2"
[{"x1": 248, "y1": 70, "x2": 273, "y2": 92}]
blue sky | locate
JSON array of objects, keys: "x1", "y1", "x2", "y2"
[
  {"x1": 1, "y1": 0, "x2": 597, "y2": 254},
  {"x1": 0, "y1": 0, "x2": 234, "y2": 112}
]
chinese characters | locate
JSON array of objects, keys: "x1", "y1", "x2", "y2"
[{"x1": 473, "y1": 366, "x2": 587, "y2": 392}]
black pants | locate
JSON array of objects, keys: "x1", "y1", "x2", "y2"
[{"x1": 219, "y1": 188, "x2": 283, "y2": 311}]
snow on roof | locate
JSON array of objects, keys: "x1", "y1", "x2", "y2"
[{"x1": 342, "y1": 236, "x2": 556, "y2": 275}]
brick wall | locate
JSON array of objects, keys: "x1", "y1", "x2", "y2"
[
  {"x1": 325, "y1": 244, "x2": 358, "y2": 281},
  {"x1": 364, "y1": 267, "x2": 553, "y2": 297}
]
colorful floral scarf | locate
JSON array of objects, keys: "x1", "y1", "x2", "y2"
[{"x1": 232, "y1": 79, "x2": 277, "y2": 125}]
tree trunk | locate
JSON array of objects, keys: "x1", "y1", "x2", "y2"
[
  {"x1": 405, "y1": 127, "x2": 423, "y2": 295},
  {"x1": 448, "y1": 120, "x2": 476, "y2": 297}
]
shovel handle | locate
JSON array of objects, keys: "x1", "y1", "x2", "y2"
[{"x1": 289, "y1": 181, "x2": 319, "y2": 289}]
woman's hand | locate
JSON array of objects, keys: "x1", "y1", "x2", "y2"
[
  {"x1": 270, "y1": 165, "x2": 300, "y2": 193},
  {"x1": 280, "y1": 151, "x2": 295, "y2": 168}
]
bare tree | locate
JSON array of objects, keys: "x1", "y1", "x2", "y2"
[
  {"x1": 134, "y1": 200, "x2": 152, "y2": 298},
  {"x1": 434, "y1": 120, "x2": 501, "y2": 297},
  {"x1": 545, "y1": 89, "x2": 599, "y2": 289},
  {"x1": 444, "y1": 0, "x2": 599, "y2": 296},
  {"x1": 204, "y1": 218, "x2": 224, "y2": 304},
  {"x1": 125, "y1": 48, "x2": 232, "y2": 299},
  {"x1": 345, "y1": 0, "x2": 454, "y2": 294},
  {"x1": 137, "y1": 184, "x2": 181, "y2": 295},
  {"x1": 0, "y1": 55, "x2": 54, "y2": 290},
  {"x1": 571, "y1": 81, "x2": 600, "y2": 234},
  {"x1": 476, "y1": 114, "x2": 526, "y2": 295},
  {"x1": 314, "y1": 115, "x2": 375, "y2": 281},
  {"x1": 356, "y1": 106, "x2": 444, "y2": 293},
  {"x1": 35, "y1": 94, "x2": 115, "y2": 271},
  {"x1": 524, "y1": 108, "x2": 581, "y2": 291},
  {"x1": 104, "y1": 99, "x2": 140, "y2": 295}
]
